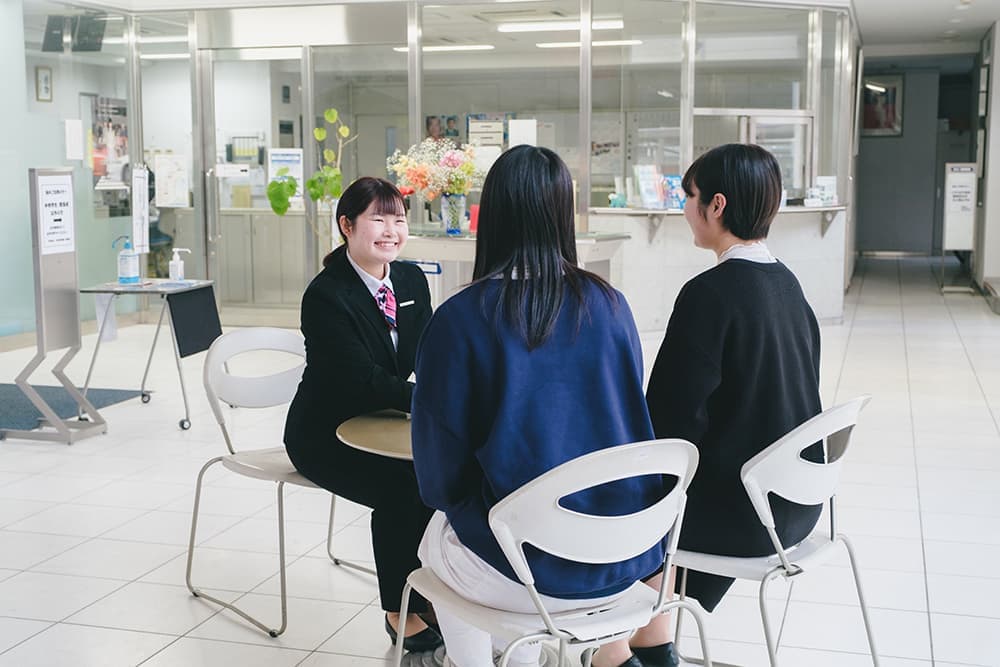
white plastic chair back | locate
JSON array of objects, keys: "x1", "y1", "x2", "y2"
[
  {"x1": 203, "y1": 327, "x2": 306, "y2": 437},
  {"x1": 740, "y1": 395, "x2": 871, "y2": 537},
  {"x1": 488, "y1": 439, "x2": 698, "y2": 588}
]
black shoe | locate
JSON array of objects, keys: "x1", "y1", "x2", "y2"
[
  {"x1": 385, "y1": 614, "x2": 444, "y2": 653},
  {"x1": 632, "y1": 642, "x2": 679, "y2": 667},
  {"x1": 581, "y1": 652, "x2": 644, "y2": 667}
]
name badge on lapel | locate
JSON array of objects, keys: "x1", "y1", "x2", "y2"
[{"x1": 398, "y1": 300, "x2": 415, "y2": 307}]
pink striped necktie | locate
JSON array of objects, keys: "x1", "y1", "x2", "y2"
[{"x1": 375, "y1": 284, "x2": 397, "y2": 329}]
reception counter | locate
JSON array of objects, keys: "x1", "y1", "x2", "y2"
[
  {"x1": 588, "y1": 206, "x2": 848, "y2": 333},
  {"x1": 399, "y1": 225, "x2": 630, "y2": 308}
]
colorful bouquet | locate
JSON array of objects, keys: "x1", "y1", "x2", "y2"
[{"x1": 386, "y1": 138, "x2": 484, "y2": 201}]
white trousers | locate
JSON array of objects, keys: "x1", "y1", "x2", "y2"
[{"x1": 418, "y1": 511, "x2": 622, "y2": 667}]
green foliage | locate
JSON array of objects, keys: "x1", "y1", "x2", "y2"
[{"x1": 266, "y1": 107, "x2": 357, "y2": 227}]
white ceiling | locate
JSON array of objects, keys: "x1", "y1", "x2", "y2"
[{"x1": 853, "y1": 0, "x2": 998, "y2": 56}]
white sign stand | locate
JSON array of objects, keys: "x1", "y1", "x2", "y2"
[
  {"x1": 940, "y1": 163, "x2": 977, "y2": 293},
  {"x1": 1, "y1": 169, "x2": 107, "y2": 444}
]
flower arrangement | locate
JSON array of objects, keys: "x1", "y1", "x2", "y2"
[{"x1": 386, "y1": 138, "x2": 484, "y2": 201}]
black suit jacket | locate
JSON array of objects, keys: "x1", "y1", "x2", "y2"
[{"x1": 284, "y1": 245, "x2": 432, "y2": 448}]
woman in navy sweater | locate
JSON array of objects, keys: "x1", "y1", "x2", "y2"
[{"x1": 411, "y1": 146, "x2": 662, "y2": 667}]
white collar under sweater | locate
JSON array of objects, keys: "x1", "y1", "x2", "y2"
[{"x1": 718, "y1": 240, "x2": 776, "y2": 264}]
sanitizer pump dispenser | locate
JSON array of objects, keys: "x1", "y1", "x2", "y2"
[
  {"x1": 113, "y1": 235, "x2": 140, "y2": 285},
  {"x1": 169, "y1": 248, "x2": 191, "y2": 281}
]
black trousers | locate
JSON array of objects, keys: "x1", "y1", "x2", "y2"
[{"x1": 286, "y1": 435, "x2": 434, "y2": 613}]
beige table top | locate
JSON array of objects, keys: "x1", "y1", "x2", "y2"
[{"x1": 336, "y1": 410, "x2": 413, "y2": 460}]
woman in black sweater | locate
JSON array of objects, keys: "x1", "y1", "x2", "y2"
[{"x1": 603, "y1": 145, "x2": 822, "y2": 667}]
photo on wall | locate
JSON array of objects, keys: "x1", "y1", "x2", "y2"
[{"x1": 862, "y1": 75, "x2": 903, "y2": 137}]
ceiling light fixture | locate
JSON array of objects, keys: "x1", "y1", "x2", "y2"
[
  {"x1": 864, "y1": 82, "x2": 886, "y2": 93},
  {"x1": 140, "y1": 53, "x2": 190, "y2": 60},
  {"x1": 656, "y1": 90, "x2": 674, "y2": 98},
  {"x1": 536, "y1": 39, "x2": 642, "y2": 48},
  {"x1": 498, "y1": 19, "x2": 623, "y2": 33},
  {"x1": 392, "y1": 44, "x2": 495, "y2": 52},
  {"x1": 102, "y1": 35, "x2": 188, "y2": 45}
]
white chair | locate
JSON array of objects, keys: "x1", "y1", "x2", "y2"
[
  {"x1": 395, "y1": 439, "x2": 714, "y2": 667},
  {"x1": 673, "y1": 396, "x2": 877, "y2": 667},
  {"x1": 186, "y1": 327, "x2": 374, "y2": 637}
]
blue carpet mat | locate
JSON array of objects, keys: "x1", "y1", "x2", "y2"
[{"x1": 0, "y1": 384, "x2": 139, "y2": 432}]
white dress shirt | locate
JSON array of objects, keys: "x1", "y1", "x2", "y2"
[
  {"x1": 718, "y1": 240, "x2": 777, "y2": 265},
  {"x1": 346, "y1": 248, "x2": 398, "y2": 350}
]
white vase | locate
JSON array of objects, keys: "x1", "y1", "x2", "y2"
[{"x1": 441, "y1": 193, "x2": 466, "y2": 236}]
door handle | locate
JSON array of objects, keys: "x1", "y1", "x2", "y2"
[{"x1": 205, "y1": 167, "x2": 221, "y2": 242}]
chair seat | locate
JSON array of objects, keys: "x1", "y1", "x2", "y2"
[
  {"x1": 406, "y1": 567, "x2": 659, "y2": 644},
  {"x1": 673, "y1": 534, "x2": 838, "y2": 581},
  {"x1": 221, "y1": 447, "x2": 318, "y2": 487}
]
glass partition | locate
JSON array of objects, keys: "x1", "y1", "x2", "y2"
[
  {"x1": 694, "y1": 3, "x2": 810, "y2": 110},
  {"x1": 313, "y1": 44, "x2": 409, "y2": 187},
  {"x1": 20, "y1": 0, "x2": 134, "y2": 327},
  {"x1": 591, "y1": 0, "x2": 685, "y2": 207},
  {"x1": 419, "y1": 0, "x2": 582, "y2": 206},
  {"x1": 137, "y1": 12, "x2": 194, "y2": 278}
]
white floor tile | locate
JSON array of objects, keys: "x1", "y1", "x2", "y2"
[
  {"x1": 30, "y1": 538, "x2": 183, "y2": 581},
  {"x1": 4, "y1": 503, "x2": 146, "y2": 538},
  {"x1": 0, "y1": 623, "x2": 173, "y2": 667},
  {"x1": 66, "y1": 581, "x2": 236, "y2": 635},
  {"x1": 930, "y1": 613, "x2": 1000, "y2": 666},
  {"x1": 71, "y1": 479, "x2": 192, "y2": 510},
  {"x1": 923, "y1": 540, "x2": 1000, "y2": 579},
  {"x1": 318, "y1": 604, "x2": 396, "y2": 660},
  {"x1": 0, "y1": 530, "x2": 85, "y2": 569},
  {"x1": 251, "y1": 555, "x2": 380, "y2": 605},
  {"x1": 780, "y1": 602, "x2": 930, "y2": 660},
  {"x1": 187, "y1": 593, "x2": 364, "y2": 650},
  {"x1": 138, "y1": 636, "x2": 308, "y2": 667},
  {"x1": 0, "y1": 571, "x2": 124, "y2": 621},
  {"x1": 199, "y1": 517, "x2": 327, "y2": 556},
  {"x1": 101, "y1": 509, "x2": 240, "y2": 547},
  {"x1": 926, "y1": 573, "x2": 1000, "y2": 618},
  {"x1": 0, "y1": 499, "x2": 54, "y2": 528},
  {"x1": 143, "y1": 547, "x2": 280, "y2": 593},
  {"x1": 0, "y1": 617, "x2": 51, "y2": 654}
]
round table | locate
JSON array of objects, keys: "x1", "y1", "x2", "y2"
[{"x1": 336, "y1": 410, "x2": 413, "y2": 460}]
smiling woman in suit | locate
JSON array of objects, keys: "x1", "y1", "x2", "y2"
[{"x1": 283, "y1": 177, "x2": 440, "y2": 654}]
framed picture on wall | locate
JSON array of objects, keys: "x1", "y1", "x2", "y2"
[
  {"x1": 35, "y1": 66, "x2": 53, "y2": 103},
  {"x1": 861, "y1": 75, "x2": 903, "y2": 137}
]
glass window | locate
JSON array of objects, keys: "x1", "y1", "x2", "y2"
[
  {"x1": 694, "y1": 3, "x2": 810, "y2": 110},
  {"x1": 137, "y1": 12, "x2": 194, "y2": 278},
  {"x1": 818, "y1": 10, "x2": 846, "y2": 201},
  {"x1": 419, "y1": 0, "x2": 582, "y2": 203},
  {"x1": 20, "y1": 1, "x2": 135, "y2": 327},
  {"x1": 591, "y1": 0, "x2": 685, "y2": 207},
  {"x1": 313, "y1": 44, "x2": 409, "y2": 187}
]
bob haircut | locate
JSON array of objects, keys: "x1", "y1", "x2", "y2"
[
  {"x1": 472, "y1": 145, "x2": 613, "y2": 349},
  {"x1": 323, "y1": 177, "x2": 406, "y2": 268},
  {"x1": 681, "y1": 143, "x2": 782, "y2": 240}
]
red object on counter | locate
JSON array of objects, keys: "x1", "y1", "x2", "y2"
[{"x1": 469, "y1": 204, "x2": 480, "y2": 233}]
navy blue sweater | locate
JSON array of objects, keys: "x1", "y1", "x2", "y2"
[{"x1": 412, "y1": 278, "x2": 663, "y2": 599}]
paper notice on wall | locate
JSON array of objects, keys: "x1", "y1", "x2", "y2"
[
  {"x1": 267, "y1": 148, "x2": 304, "y2": 209},
  {"x1": 473, "y1": 145, "x2": 502, "y2": 176},
  {"x1": 131, "y1": 165, "x2": 149, "y2": 253},
  {"x1": 94, "y1": 293, "x2": 118, "y2": 342},
  {"x1": 64, "y1": 119, "x2": 84, "y2": 161},
  {"x1": 943, "y1": 163, "x2": 977, "y2": 251},
  {"x1": 508, "y1": 119, "x2": 537, "y2": 147},
  {"x1": 37, "y1": 173, "x2": 75, "y2": 255},
  {"x1": 154, "y1": 154, "x2": 190, "y2": 208},
  {"x1": 468, "y1": 120, "x2": 504, "y2": 147}
]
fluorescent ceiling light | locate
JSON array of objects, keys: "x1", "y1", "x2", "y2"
[
  {"x1": 498, "y1": 19, "x2": 623, "y2": 33},
  {"x1": 140, "y1": 53, "x2": 190, "y2": 60},
  {"x1": 392, "y1": 44, "x2": 495, "y2": 52},
  {"x1": 656, "y1": 89, "x2": 674, "y2": 99},
  {"x1": 864, "y1": 82, "x2": 886, "y2": 93},
  {"x1": 102, "y1": 35, "x2": 188, "y2": 45},
  {"x1": 536, "y1": 39, "x2": 642, "y2": 49}
]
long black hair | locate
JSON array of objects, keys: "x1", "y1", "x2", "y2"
[
  {"x1": 472, "y1": 145, "x2": 612, "y2": 349},
  {"x1": 323, "y1": 177, "x2": 405, "y2": 268}
]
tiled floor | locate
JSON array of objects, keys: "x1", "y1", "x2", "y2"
[{"x1": 0, "y1": 257, "x2": 998, "y2": 666}]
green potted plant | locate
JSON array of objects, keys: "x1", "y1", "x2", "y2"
[{"x1": 266, "y1": 107, "x2": 357, "y2": 244}]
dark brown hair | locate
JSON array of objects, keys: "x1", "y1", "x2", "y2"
[
  {"x1": 681, "y1": 143, "x2": 782, "y2": 240},
  {"x1": 323, "y1": 177, "x2": 406, "y2": 268}
]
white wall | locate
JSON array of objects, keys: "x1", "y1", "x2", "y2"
[
  {"x1": 213, "y1": 60, "x2": 271, "y2": 161},
  {"x1": 975, "y1": 22, "x2": 1000, "y2": 285}
]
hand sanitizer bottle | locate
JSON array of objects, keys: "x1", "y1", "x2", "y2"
[
  {"x1": 169, "y1": 248, "x2": 191, "y2": 280},
  {"x1": 113, "y1": 235, "x2": 140, "y2": 285}
]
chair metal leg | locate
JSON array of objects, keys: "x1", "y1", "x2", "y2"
[
  {"x1": 582, "y1": 647, "x2": 595, "y2": 667},
  {"x1": 558, "y1": 638, "x2": 567, "y2": 667},
  {"x1": 758, "y1": 569, "x2": 783, "y2": 666},
  {"x1": 186, "y1": 463, "x2": 290, "y2": 637},
  {"x1": 774, "y1": 580, "x2": 795, "y2": 650},
  {"x1": 497, "y1": 632, "x2": 550, "y2": 667},
  {"x1": 394, "y1": 581, "x2": 414, "y2": 667},
  {"x1": 661, "y1": 598, "x2": 714, "y2": 667},
  {"x1": 325, "y1": 493, "x2": 377, "y2": 576},
  {"x1": 840, "y1": 535, "x2": 880, "y2": 666}
]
